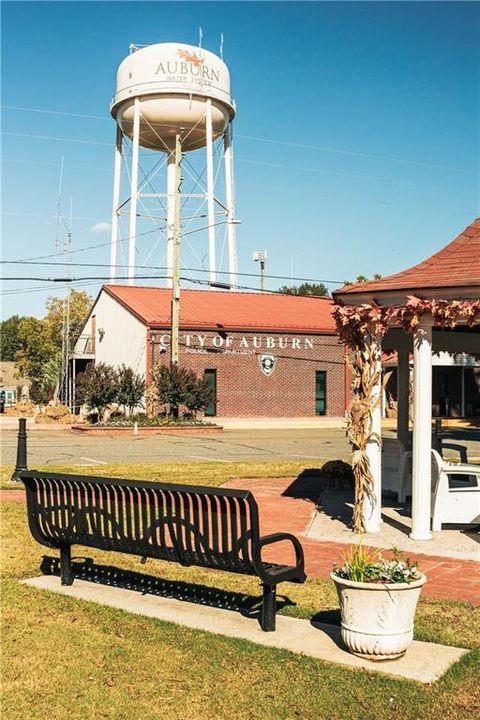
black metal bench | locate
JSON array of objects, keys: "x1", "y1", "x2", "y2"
[{"x1": 20, "y1": 470, "x2": 306, "y2": 631}]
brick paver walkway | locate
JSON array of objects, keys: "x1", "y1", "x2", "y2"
[
  {"x1": 225, "y1": 477, "x2": 480, "y2": 606},
  {"x1": 4, "y1": 482, "x2": 479, "y2": 605}
]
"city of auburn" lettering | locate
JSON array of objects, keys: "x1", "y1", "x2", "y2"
[{"x1": 153, "y1": 334, "x2": 315, "y2": 353}]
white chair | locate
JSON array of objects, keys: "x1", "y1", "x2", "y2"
[
  {"x1": 430, "y1": 449, "x2": 480, "y2": 531},
  {"x1": 382, "y1": 437, "x2": 411, "y2": 503}
]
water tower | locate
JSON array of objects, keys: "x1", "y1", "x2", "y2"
[{"x1": 109, "y1": 42, "x2": 238, "y2": 287}]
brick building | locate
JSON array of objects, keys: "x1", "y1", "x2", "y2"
[{"x1": 75, "y1": 285, "x2": 347, "y2": 417}]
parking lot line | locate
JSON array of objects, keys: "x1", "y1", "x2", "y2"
[{"x1": 79, "y1": 457, "x2": 108, "y2": 465}]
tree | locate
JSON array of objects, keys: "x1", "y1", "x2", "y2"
[
  {"x1": 40, "y1": 354, "x2": 62, "y2": 401},
  {"x1": 344, "y1": 273, "x2": 383, "y2": 285},
  {"x1": 0, "y1": 315, "x2": 23, "y2": 361},
  {"x1": 44, "y1": 290, "x2": 93, "y2": 348},
  {"x1": 14, "y1": 317, "x2": 57, "y2": 385},
  {"x1": 76, "y1": 363, "x2": 119, "y2": 422},
  {"x1": 151, "y1": 364, "x2": 213, "y2": 418},
  {"x1": 279, "y1": 282, "x2": 329, "y2": 297},
  {"x1": 117, "y1": 365, "x2": 145, "y2": 416}
]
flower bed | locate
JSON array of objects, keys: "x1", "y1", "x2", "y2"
[{"x1": 71, "y1": 421, "x2": 223, "y2": 435}]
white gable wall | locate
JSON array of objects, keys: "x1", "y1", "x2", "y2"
[{"x1": 76, "y1": 290, "x2": 147, "y2": 376}]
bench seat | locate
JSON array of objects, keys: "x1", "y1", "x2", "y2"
[{"x1": 21, "y1": 470, "x2": 306, "y2": 631}]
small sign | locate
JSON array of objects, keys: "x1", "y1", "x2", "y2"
[{"x1": 259, "y1": 354, "x2": 277, "y2": 377}]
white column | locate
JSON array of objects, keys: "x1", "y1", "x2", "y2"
[
  {"x1": 397, "y1": 347, "x2": 410, "y2": 450},
  {"x1": 128, "y1": 97, "x2": 140, "y2": 286},
  {"x1": 205, "y1": 99, "x2": 216, "y2": 284},
  {"x1": 363, "y1": 333, "x2": 382, "y2": 533},
  {"x1": 410, "y1": 318, "x2": 433, "y2": 540},
  {"x1": 165, "y1": 150, "x2": 176, "y2": 290},
  {"x1": 224, "y1": 125, "x2": 237, "y2": 289},
  {"x1": 110, "y1": 125, "x2": 123, "y2": 282}
]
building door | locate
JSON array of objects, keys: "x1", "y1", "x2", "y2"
[
  {"x1": 315, "y1": 371, "x2": 326, "y2": 415},
  {"x1": 204, "y1": 369, "x2": 217, "y2": 417}
]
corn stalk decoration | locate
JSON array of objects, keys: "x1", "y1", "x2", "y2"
[{"x1": 333, "y1": 296, "x2": 480, "y2": 533}]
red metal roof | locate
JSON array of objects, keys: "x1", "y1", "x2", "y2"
[
  {"x1": 336, "y1": 218, "x2": 480, "y2": 296},
  {"x1": 103, "y1": 285, "x2": 336, "y2": 333}
]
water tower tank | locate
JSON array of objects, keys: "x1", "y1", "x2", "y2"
[{"x1": 110, "y1": 42, "x2": 235, "y2": 152}]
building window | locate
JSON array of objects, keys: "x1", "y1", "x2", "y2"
[
  {"x1": 204, "y1": 369, "x2": 217, "y2": 417},
  {"x1": 315, "y1": 371, "x2": 326, "y2": 416}
]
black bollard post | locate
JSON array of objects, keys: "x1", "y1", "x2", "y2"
[{"x1": 12, "y1": 417, "x2": 28, "y2": 481}]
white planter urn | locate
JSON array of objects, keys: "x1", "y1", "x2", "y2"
[{"x1": 331, "y1": 572, "x2": 427, "y2": 661}]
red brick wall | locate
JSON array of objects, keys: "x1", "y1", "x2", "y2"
[{"x1": 148, "y1": 329, "x2": 346, "y2": 417}]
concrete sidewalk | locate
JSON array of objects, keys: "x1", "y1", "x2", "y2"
[
  {"x1": 217, "y1": 416, "x2": 345, "y2": 429},
  {"x1": 22, "y1": 575, "x2": 467, "y2": 683}
]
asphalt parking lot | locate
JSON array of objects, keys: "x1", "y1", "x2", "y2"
[
  {"x1": 0, "y1": 427, "x2": 351, "y2": 468},
  {"x1": 2, "y1": 425, "x2": 479, "y2": 469}
]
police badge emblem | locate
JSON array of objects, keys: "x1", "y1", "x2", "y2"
[{"x1": 259, "y1": 354, "x2": 277, "y2": 376}]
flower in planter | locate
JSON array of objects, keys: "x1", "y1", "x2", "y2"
[{"x1": 333, "y1": 543, "x2": 420, "y2": 584}]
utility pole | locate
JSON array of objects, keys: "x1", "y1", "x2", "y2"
[{"x1": 170, "y1": 133, "x2": 182, "y2": 367}]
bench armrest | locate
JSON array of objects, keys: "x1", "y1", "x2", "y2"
[{"x1": 255, "y1": 532, "x2": 305, "y2": 581}]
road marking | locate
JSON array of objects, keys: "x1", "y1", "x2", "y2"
[
  {"x1": 79, "y1": 457, "x2": 108, "y2": 465},
  {"x1": 282, "y1": 453, "x2": 324, "y2": 459},
  {"x1": 186, "y1": 455, "x2": 231, "y2": 463}
]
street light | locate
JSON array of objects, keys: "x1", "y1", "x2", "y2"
[{"x1": 253, "y1": 250, "x2": 267, "y2": 291}]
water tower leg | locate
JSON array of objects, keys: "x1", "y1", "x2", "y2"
[
  {"x1": 205, "y1": 99, "x2": 216, "y2": 285},
  {"x1": 166, "y1": 150, "x2": 176, "y2": 289},
  {"x1": 224, "y1": 125, "x2": 237, "y2": 289},
  {"x1": 110, "y1": 125, "x2": 123, "y2": 283},
  {"x1": 128, "y1": 97, "x2": 140, "y2": 286}
]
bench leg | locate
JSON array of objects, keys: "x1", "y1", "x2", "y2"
[
  {"x1": 261, "y1": 583, "x2": 276, "y2": 632},
  {"x1": 60, "y1": 545, "x2": 74, "y2": 586}
]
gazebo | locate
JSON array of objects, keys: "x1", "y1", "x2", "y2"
[{"x1": 333, "y1": 218, "x2": 480, "y2": 540}]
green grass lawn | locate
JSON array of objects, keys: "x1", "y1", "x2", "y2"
[
  {"x1": 2, "y1": 462, "x2": 480, "y2": 720},
  {"x1": 0, "y1": 459, "x2": 326, "y2": 490}
]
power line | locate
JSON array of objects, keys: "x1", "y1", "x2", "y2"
[
  {"x1": 0, "y1": 259, "x2": 345, "y2": 285},
  {"x1": 0, "y1": 279, "x2": 104, "y2": 296},
  {"x1": 3, "y1": 130, "x2": 394, "y2": 182},
  {"x1": 0, "y1": 274, "x2": 340, "y2": 298},
  {"x1": 3, "y1": 131, "x2": 111, "y2": 147},
  {"x1": 3, "y1": 225, "x2": 164, "y2": 263},
  {"x1": 0, "y1": 130, "x2": 445, "y2": 185},
  {"x1": 1, "y1": 105, "x2": 109, "y2": 121},
  {"x1": 3, "y1": 158, "x2": 111, "y2": 172},
  {"x1": 2, "y1": 104, "x2": 475, "y2": 174},
  {"x1": 4, "y1": 130, "x2": 474, "y2": 193}
]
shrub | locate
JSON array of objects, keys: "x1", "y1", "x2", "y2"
[
  {"x1": 117, "y1": 364, "x2": 145, "y2": 416},
  {"x1": 151, "y1": 364, "x2": 214, "y2": 418},
  {"x1": 76, "y1": 363, "x2": 119, "y2": 422}
]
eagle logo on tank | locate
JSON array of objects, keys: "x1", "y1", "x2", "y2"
[
  {"x1": 177, "y1": 49, "x2": 204, "y2": 67},
  {"x1": 259, "y1": 354, "x2": 277, "y2": 377}
]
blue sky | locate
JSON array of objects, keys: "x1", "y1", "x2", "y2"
[{"x1": 2, "y1": 1, "x2": 479, "y2": 318}]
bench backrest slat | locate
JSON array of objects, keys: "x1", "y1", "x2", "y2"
[{"x1": 21, "y1": 471, "x2": 260, "y2": 575}]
